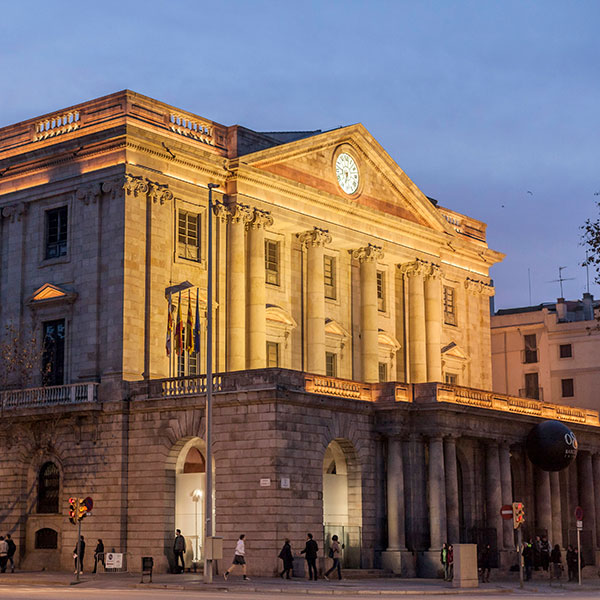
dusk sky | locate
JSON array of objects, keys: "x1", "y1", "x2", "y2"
[{"x1": 1, "y1": 0, "x2": 598, "y2": 309}]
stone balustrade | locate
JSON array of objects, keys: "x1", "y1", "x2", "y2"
[
  {"x1": 0, "y1": 382, "x2": 98, "y2": 410},
  {"x1": 34, "y1": 111, "x2": 80, "y2": 140},
  {"x1": 161, "y1": 374, "x2": 223, "y2": 397}
]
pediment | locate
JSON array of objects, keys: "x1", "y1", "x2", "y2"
[
  {"x1": 27, "y1": 283, "x2": 77, "y2": 306},
  {"x1": 325, "y1": 318, "x2": 351, "y2": 340},
  {"x1": 242, "y1": 124, "x2": 452, "y2": 234},
  {"x1": 441, "y1": 341, "x2": 469, "y2": 361},
  {"x1": 378, "y1": 329, "x2": 401, "y2": 352},
  {"x1": 266, "y1": 304, "x2": 297, "y2": 329}
]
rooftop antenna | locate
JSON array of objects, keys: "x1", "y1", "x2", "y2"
[{"x1": 548, "y1": 266, "x2": 575, "y2": 298}]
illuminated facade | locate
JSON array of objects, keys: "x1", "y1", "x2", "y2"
[{"x1": 1, "y1": 91, "x2": 600, "y2": 577}]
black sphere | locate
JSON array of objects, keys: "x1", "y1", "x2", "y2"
[{"x1": 526, "y1": 420, "x2": 578, "y2": 472}]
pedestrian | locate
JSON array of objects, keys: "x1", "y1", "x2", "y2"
[
  {"x1": 540, "y1": 535, "x2": 550, "y2": 573},
  {"x1": 73, "y1": 535, "x2": 85, "y2": 574},
  {"x1": 523, "y1": 540, "x2": 533, "y2": 581},
  {"x1": 92, "y1": 539, "x2": 104, "y2": 574},
  {"x1": 173, "y1": 529, "x2": 186, "y2": 574},
  {"x1": 549, "y1": 544, "x2": 562, "y2": 580},
  {"x1": 479, "y1": 544, "x2": 491, "y2": 582},
  {"x1": 300, "y1": 532, "x2": 319, "y2": 581},
  {"x1": 224, "y1": 534, "x2": 250, "y2": 581},
  {"x1": 533, "y1": 535, "x2": 542, "y2": 570},
  {"x1": 278, "y1": 538, "x2": 293, "y2": 579},
  {"x1": 5, "y1": 534, "x2": 15, "y2": 573},
  {"x1": 323, "y1": 534, "x2": 342, "y2": 580},
  {"x1": 566, "y1": 544, "x2": 578, "y2": 581},
  {"x1": 0, "y1": 536, "x2": 8, "y2": 573},
  {"x1": 447, "y1": 544, "x2": 454, "y2": 582},
  {"x1": 441, "y1": 542, "x2": 449, "y2": 581}
]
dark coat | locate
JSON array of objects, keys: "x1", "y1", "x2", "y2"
[
  {"x1": 279, "y1": 542, "x2": 293, "y2": 569},
  {"x1": 301, "y1": 539, "x2": 318, "y2": 560},
  {"x1": 74, "y1": 539, "x2": 85, "y2": 560}
]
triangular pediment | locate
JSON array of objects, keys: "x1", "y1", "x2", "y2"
[
  {"x1": 441, "y1": 341, "x2": 469, "y2": 361},
  {"x1": 27, "y1": 283, "x2": 77, "y2": 306},
  {"x1": 241, "y1": 124, "x2": 453, "y2": 234}
]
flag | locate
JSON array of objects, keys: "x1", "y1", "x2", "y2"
[
  {"x1": 175, "y1": 292, "x2": 183, "y2": 356},
  {"x1": 193, "y1": 288, "x2": 201, "y2": 354},
  {"x1": 166, "y1": 294, "x2": 173, "y2": 357},
  {"x1": 185, "y1": 290, "x2": 194, "y2": 354}
]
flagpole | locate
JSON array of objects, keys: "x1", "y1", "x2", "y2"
[{"x1": 204, "y1": 183, "x2": 219, "y2": 584}]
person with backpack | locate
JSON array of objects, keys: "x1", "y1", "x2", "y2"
[
  {"x1": 5, "y1": 534, "x2": 16, "y2": 573},
  {"x1": 324, "y1": 534, "x2": 342, "y2": 580}
]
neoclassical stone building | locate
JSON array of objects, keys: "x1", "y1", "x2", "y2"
[{"x1": 1, "y1": 91, "x2": 599, "y2": 576}]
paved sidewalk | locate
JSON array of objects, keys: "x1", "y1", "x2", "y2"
[{"x1": 1, "y1": 570, "x2": 600, "y2": 595}]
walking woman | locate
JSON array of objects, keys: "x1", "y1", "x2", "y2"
[
  {"x1": 224, "y1": 534, "x2": 250, "y2": 581},
  {"x1": 550, "y1": 544, "x2": 562, "y2": 580},
  {"x1": 278, "y1": 538, "x2": 293, "y2": 579},
  {"x1": 324, "y1": 535, "x2": 342, "y2": 580}
]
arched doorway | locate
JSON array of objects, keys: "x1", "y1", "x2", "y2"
[
  {"x1": 322, "y1": 439, "x2": 362, "y2": 568},
  {"x1": 175, "y1": 440, "x2": 207, "y2": 565}
]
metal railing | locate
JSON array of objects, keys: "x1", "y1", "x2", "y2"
[{"x1": 0, "y1": 382, "x2": 98, "y2": 410}]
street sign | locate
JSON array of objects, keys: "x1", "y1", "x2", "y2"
[
  {"x1": 500, "y1": 505, "x2": 513, "y2": 520},
  {"x1": 106, "y1": 552, "x2": 123, "y2": 569},
  {"x1": 575, "y1": 506, "x2": 584, "y2": 521},
  {"x1": 577, "y1": 520, "x2": 583, "y2": 530}
]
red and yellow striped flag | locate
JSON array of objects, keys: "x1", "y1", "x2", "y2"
[
  {"x1": 185, "y1": 290, "x2": 194, "y2": 354},
  {"x1": 174, "y1": 292, "x2": 183, "y2": 356}
]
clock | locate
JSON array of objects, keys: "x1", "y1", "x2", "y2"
[{"x1": 335, "y1": 152, "x2": 359, "y2": 194}]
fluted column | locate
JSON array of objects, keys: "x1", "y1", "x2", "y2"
[
  {"x1": 578, "y1": 452, "x2": 597, "y2": 550},
  {"x1": 486, "y1": 442, "x2": 503, "y2": 539},
  {"x1": 499, "y1": 443, "x2": 514, "y2": 548},
  {"x1": 224, "y1": 202, "x2": 252, "y2": 371},
  {"x1": 428, "y1": 436, "x2": 447, "y2": 549},
  {"x1": 386, "y1": 436, "x2": 406, "y2": 550},
  {"x1": 550, "y1": 471, "x2": 563, "y2": 548},
  {"x1": 247, "y1": 208, "x2": 273, "y2": 369},
  {"x1": 298, "y1": 227, "x2": 332, "y2": 375},
  {"x1": 352, "y1": 244, "x2": 383, "y2": 383},
  {"x1": 400, "y1": 260, "x2": 427, "y2": 383},
  {"x1": 535, "y1": 468, "x2": 552, "y2": 536},
  {"x1": 424, "y1": 264, "x2": 442, "y2": 382},
  {"x1": 444, "y1": 436, "x2": 460, "y2": 544}
]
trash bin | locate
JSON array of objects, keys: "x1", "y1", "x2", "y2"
[{"x1": 141, "y1": 556, "x2": 153, "y2": 583}]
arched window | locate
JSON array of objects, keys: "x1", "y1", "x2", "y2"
[
  {"x1": 183, "y1": 447, "x2": 205, "y2": 474},
  {"x1": 37, "y1": 462, "x2": 60, "y2": 513},
  {"x1": 35, "y1": 528, "x2": 58, "y2": 549}
]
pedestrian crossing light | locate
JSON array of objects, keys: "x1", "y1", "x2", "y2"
[{"x1": 512, "y1": 501, "x2": 525, "y2": 529}]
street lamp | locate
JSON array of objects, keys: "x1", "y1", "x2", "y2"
[
  {"x1": 192, "y1": 489, "x2": 203, "y2": 562},
  {"x1": 204, "y1": 183, "x2": 219, "y2": 583}
]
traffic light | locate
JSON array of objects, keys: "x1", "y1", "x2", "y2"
[
  {"x1": 68, "y1": 497, "x2": 78, "y2": 525},
  {"x1": 77, "y1": 498, "x2": 88, "y2": 521},
  {"x1": 513, "y1": 501, "x2": 525, "y2": 529}
]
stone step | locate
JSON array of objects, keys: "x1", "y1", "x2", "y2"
[{"x1": 338, "y1": 569, "x2": 394, "y2": 579}]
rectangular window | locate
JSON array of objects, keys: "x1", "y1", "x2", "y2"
[
  {"x1": 266, "y1": 341, "x2": 279, "y2": 367},
  {"x1": 524, "y1": 372, "x2": 539, "y2": 400},
  {"x1": 378, "y1": 362, "x2": 388, "y2": 382},
  {"x1": 561, "y1": 378, "x2": 574, "y2": 397},
  {"x1": 45, "y1": 206, "x2": 68, "y2": 259},
  {"x1": 445, "y1": 373, "x2": 458, "y2": 385},
  {"x1": 265, "y1": 240, "x2": 280, "y2": 285},
  {"x1": 377, "y1": 270, "x2": 386, "y2": 312},
  {"x1": 324, "y1": 255, "x2": 336, "y2": 300},
  {"x1": 523, "y1": 334, "x2": 538, "y2": 363},
  {"x1": 42, "y1": 319, "x2": 65, "y2": 386},
  {"x1": 177, "y1": 328, "x2": 199, "y2": 377},
  {"x1": 559, "y1": 344, "x2": 572, "y2": 358},
  {"x1": 443, "y1": 286, "x2": 456, "y2": 325},
  {"x1": 178, "y1": 211, "x2": 200, "y2": 261},
  {"x1": 325, "y1": 352, "x2": 337, "y2": 377}
]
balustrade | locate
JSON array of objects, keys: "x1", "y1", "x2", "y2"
[{"x1": 0, "y1": 382, "x2": 97, "y2": 409}]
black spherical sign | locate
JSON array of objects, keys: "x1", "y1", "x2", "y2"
[{"x1": 526, "y1": 420, "x2": 578, "y2": 472}]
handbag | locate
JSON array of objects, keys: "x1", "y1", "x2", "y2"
[{"x1": 328, "y1": 548, "x2": 334, "y2": 558}]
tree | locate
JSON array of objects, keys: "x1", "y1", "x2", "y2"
[
  {"x1": 582, "y1": 201, "x2": 600, "y2": 285},
  {"x1": 0, "y1": 322, "x2": 47, "y2": 390}
]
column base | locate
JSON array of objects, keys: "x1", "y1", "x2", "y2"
[
  {"x1": 381, "y1": 550, "x2": 416, "y2": 577},
  {"x1": 417, "y1": 551, "x2": 444, "y2": 578}
]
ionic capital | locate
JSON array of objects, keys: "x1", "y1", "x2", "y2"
[
  {"x1": 297, "y1": 227, "x2": 332, "y2": 248},
  {"x1": 399, "y1": 258, "x2": 428, "y2": 278},
  {"x1": 464, "y1": 277, "x2": 494, "y2": 296},
  {"x1": 123, "y1": 174, "x2": 148, "y2": 197},
  {"x1": 147, "y1": 181, "x2": 173, "y2": 205},
  {"x1": 351, "y1": 243, "x2": 383, "y2": 263},
  {"x1": 246, "y1": 208, "x2": 273, "y2": 230},
  {"x1": 1, "y1": 202, "x2": 28, "y2": 222},
  {"x1": 76, "y1": 184, "x2": 101, "y2": 205}
]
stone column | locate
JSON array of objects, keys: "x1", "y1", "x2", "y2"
[
  {"x1": 400, "y1": 260, "x2": 427, "y2": 383},
  {"x1": 593, "y1": 454, "x2": 600, "y2": 549},
  {"x1": 298, "y1": 227, "x2": 332, "y2": 376},
  {"x1": 428, "y1": 436, "x2": 447, "y2": 549},
  {"x1": 247, "y1": 208, "x2": 273, "y2": 369},
  {"x1": 224, "y1": 202, "x2": 251, "y2": 371},
  {"x1": 352, "y1": 244, "x2": 383, "y2": 383},
  {"x1": 424, "y1": 264, "x2": 442, "y2": 382},
  {"x1": 549, "y1": 471, "x2": 563, "y2": 548},
  {"x1": 386, "y1": 436, "x2": 406, "y2": 550},
  {"x1": 578, "y1": 452, "x2": 597, "y2": 550},
  {"x1": 486, "y1": 442, "x2": 503, "y2": 542},
  {"x1": 499, "y1": 443, "x2": 514, "y2": 549},
  {"x1": 535, "y1": 468, "x2": 552, "y2": 536},
  {"x1": 404, "y1": 434, "x2": 428, "y2": 550},
  {"x1": 444, "y1": 436, "x2": 460, "y2": 544}
]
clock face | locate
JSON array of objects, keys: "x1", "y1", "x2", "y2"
[{"x1": 335, "y1": 153, "x2": 359, "y2": 194}]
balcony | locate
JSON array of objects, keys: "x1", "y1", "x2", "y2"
[{"x1": 0, "y1": 382, "x2": 98, "y2": 410}]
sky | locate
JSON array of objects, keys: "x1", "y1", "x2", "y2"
[{"x1": 1, "y1": 0, "x2": 599, "y2": 309}]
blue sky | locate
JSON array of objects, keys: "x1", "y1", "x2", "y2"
[{"x1": 1, "y1": 0, "x2": 598, "y2": 308}]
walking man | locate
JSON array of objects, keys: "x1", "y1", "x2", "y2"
[
  {"x1": 173, "y1": 529, "x2": 186, "y2": 573},
  {"x1": 224, "y1": 534, "x2": 250, "y2": 581},
  {"x1": 323, "y1": 534, "x2": 342, "y2": 580},
  {"x1": 0, "y1": 536, "x2": 8, "y2": 573},
  {"x1": 73, "y1": 535, "x2": 85, "y2": 574},
  {"x1": 300, "y1": 533, "x2": 319, "y2": 581},
  {"x1": 5, "y1": 534, "x2": 15, "y2": 573}
]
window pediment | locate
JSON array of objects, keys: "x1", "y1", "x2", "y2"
[
  {"x1": 266, "y1": 304, "x2": 297, "y2": 330},
  {"x1": 441, "y1": 341, "x2": 469, "y2": 361},
  {"x1": 27, "y1": 283, "x2": 77, "y2": 307}
]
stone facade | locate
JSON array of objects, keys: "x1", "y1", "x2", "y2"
[{"x1": 1, "y1": 91, "x2": 600, "y2": 576}]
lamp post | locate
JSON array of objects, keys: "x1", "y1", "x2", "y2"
[
  {"x1": 192, "y1": 489, "x2": 202, "y2": 563},
  {"x1": 204, "y1": 183, "x2": 219, "y2": 583}
]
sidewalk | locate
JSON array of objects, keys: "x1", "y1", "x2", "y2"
[{"x1": 1, "y1": 570, "x2": 600, "y2": 595}]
